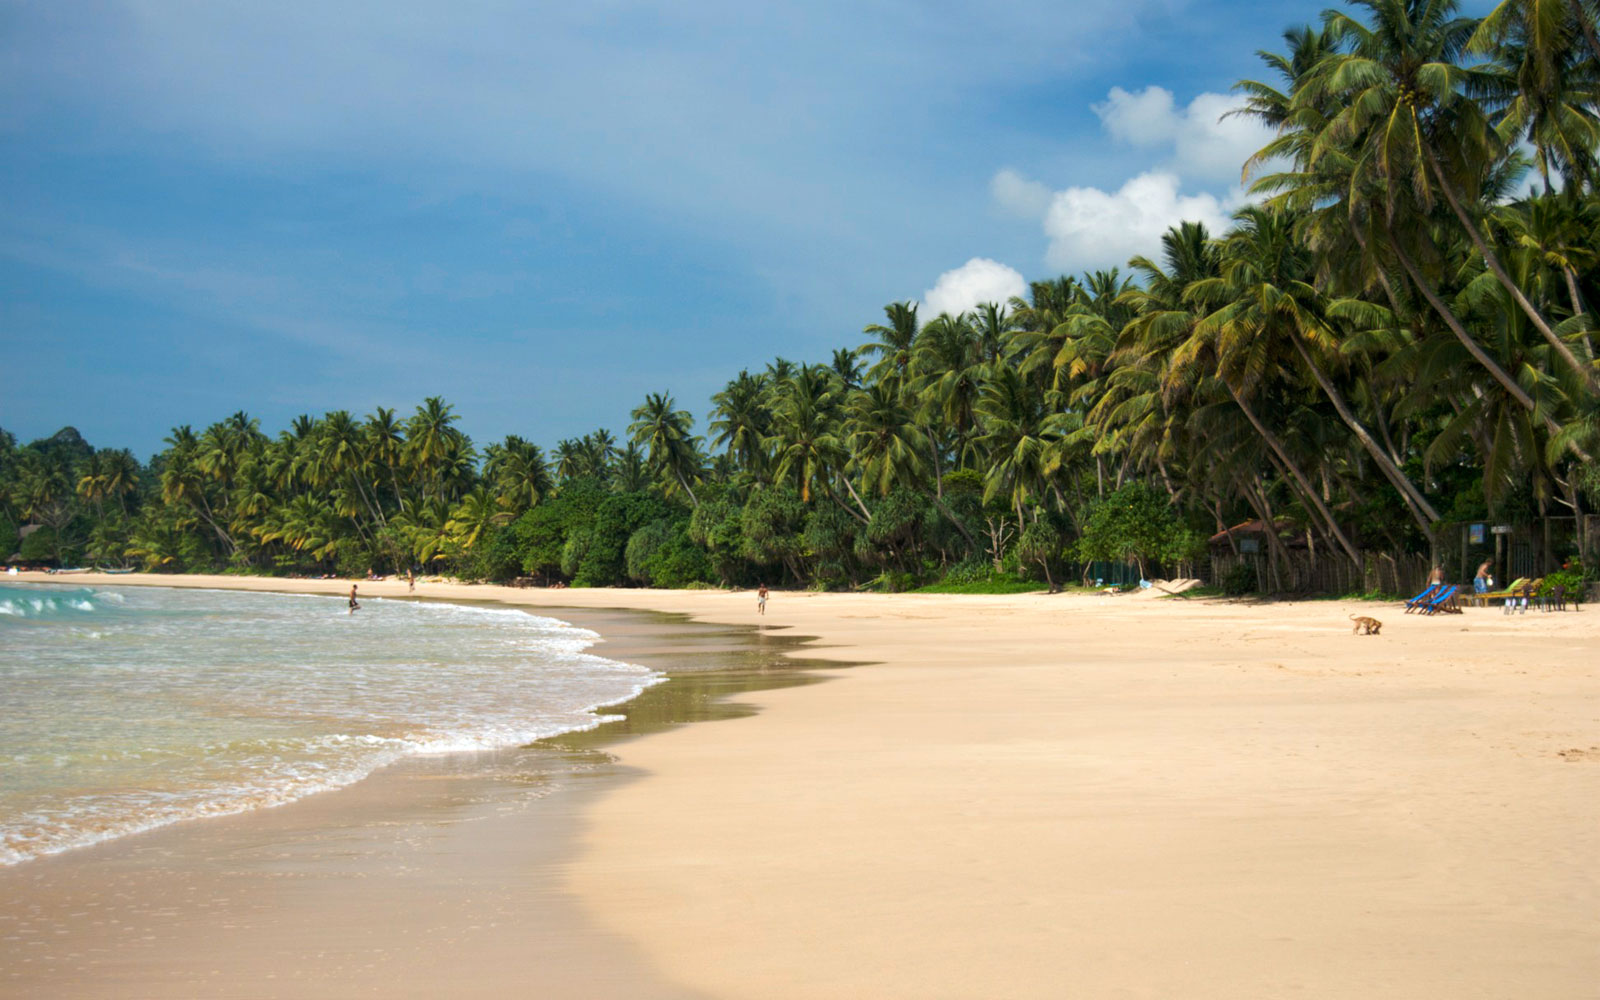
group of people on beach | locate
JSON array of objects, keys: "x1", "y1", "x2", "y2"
[{"x1": 1426, "y1": 560, "x2": 1498, "y2": 595}]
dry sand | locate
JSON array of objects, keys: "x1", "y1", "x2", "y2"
[{"x1": 4, "y1": 572, "x2": 1598, "y2": 999}]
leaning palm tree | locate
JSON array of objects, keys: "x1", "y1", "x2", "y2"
[
  {"x1": 1305, "y1": 0, "x2": 1597, "y2": 393},
  {"x1": 1191, "y1": 205, "x2": 1423, "y2": 559}
]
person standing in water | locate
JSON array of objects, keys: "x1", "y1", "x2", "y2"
[
  {"x1": 348, "y1": 584, "x2": 360, "y2": 614},
  {"x1": 757, "y1": 583, "x2": 768, "y2": 616}
]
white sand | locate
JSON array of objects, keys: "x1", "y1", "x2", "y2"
[{"x1": 7, "y1": 572, "x2": 1599, "y2": 998}]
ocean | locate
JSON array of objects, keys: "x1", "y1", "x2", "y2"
[{"x1": 0, "y1": 583, "x2": 660, "y2": 866}]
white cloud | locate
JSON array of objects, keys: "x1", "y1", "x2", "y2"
[
  {"x1": 990, "y1": 83, "x2": 1277, "y2": 274},
  {"x1": 1042, "y1": 171, "x2": 1235, "y2": 273},
  {"x1": 922, "y1": 258, "x2": 1026, "y2": 318},
  {"x1": 1092, "y1": 85, "x2": 1180, "y2": 147},
  {"x1": 990, "y1": 168, "x2": 1054, "y2": 219},
  {"x1": 1173, "y1": 92, "x2": 1273, "y2": 186},
  {"x1": 1091, "y1": 85, "x2": 1273, "y2": 185}
]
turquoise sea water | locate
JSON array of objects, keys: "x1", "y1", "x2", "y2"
[{"x1": 0, "y1": 583, "x2": 659, "y2": 865}]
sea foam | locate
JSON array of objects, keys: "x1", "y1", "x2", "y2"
[{"x1": 0, "y1": 584, "x2": 659, "y2": 865}]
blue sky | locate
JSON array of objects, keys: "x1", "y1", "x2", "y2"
[{"x1": 0, "y1": 0, "x2": 1484, "y2": 458}]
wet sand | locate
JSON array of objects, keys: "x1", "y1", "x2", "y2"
[
  {"x1": 1, "y1": 597, "x2": 826, "y2": 1000},
  {"x1": 4, "y1": 573, "x2": 1599, "y2": 998}
]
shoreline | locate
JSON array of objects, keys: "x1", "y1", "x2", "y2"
[
  {"x1": 5, "y1": 572, "x2": 1600, "y2": 998},
  {"x1": 1, "y1": 574, "x2": 838, "y2": 999}
]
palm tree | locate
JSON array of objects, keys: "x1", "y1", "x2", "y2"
[
  {"x1": 846, "y1": 382, "x2": 927, "y2": 498},
  {"x1": 860, "y1": 301, "x2": 920, "y2": 391},
  {"x1": 1471, "y1": 0, "x2": 1600, "y2": 192},
  {"x1": 1307, "y1": 0, "x2": 1597, "y2": 393},
  {"x1": 610, "y1": 442, "x2": 653, "y2": 492},
  {"x1": 766, "y1": 373, "x2": 852, "y2": 510},
  {"x1": 710, "y1": 370, "x2": 772, "y2": 475},
  {"x1": 160, "y1": 425, "x2": 236, "y2": 556},
  {"x1": 445, "y1": 486, "x2": 511, "y2": 550},
  {"x1": 1191, "y1": 205, "x2": 1427, "y2": 558},
  {"x1": 405, "y1": 396, "x2": 462, "y2": 502},
  {"x1": 629, "y1": 393, "x2": 701, "y2": 505},
  {"x1": 912, "y1": 312, "x2": 986, "y2": 468},
  {"x1": 485, "y1": 435, "x2": 551, "y2": 514},
  {"x1": 830, "y1": 348, "x2": 865, "y2": 389},
  {"x1": 973, "y1": 366, "x2": 1071, "y2": 526},
  {"x1": 364, "y1": 407, "x2": 408, "y2": 511}
]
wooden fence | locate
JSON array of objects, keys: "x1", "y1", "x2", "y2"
[{"x1": 1208, "y1": 550, "x2": 1432, "y2": 597}]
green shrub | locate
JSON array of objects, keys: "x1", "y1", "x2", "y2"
[
  {"x1": 1541, "y1": 570, "x2": 1585, "y2": 599},
  {"x1": 18, "y1": 526, "x2": 57, "y2": 564},
  {"x1": 1221, "y1": 562, "x2": 1258, "y2": 596},
  {"x1": 873, "y1": 570, "x2": 917, "y2": 593},
  {"x1": 1076, "y1": 483, "x2": 1201, "y2": 579}
]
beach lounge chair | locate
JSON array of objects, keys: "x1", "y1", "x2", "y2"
[
  {"x1": 1469, "y1": 577, "x2": 1529, "y2": 607},
  {"x1": 1422, "y1": 584, "x2": 1460, "y2": 615},
  {"x1": 1502, "y1": 579, "x2": 1542, "y2": 614},
  {"x1": 1403, "y1": 583, "x2": 1440, "y2": 613}
]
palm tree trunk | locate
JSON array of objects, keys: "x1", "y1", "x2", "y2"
[
  {"x1": 1239, "y1": 475, "x2": 1291, "y2": 592},
  {"x1": 1563, "y1": 266, "x2": 1595, "y2": 359},
  {"x1": 1387, "y1": 228, "x2": 1542, "y2": 410},
  {"x1": 1425, "y1": 150, "x2": 1600, "y2": 394},
  {"x1": 836, "y1": 478, "x2": 873, "y2": 524},
  {"x1": 1226, "y1": 384, "x2": 1364, "y2": 567},
  {"x1": 925, "y1": 491, "x2": 978, "y2": 549},
  {"x1": 1286, "y1": 331, "x2": 1442, "y2": 535},
  {"x1": 1213, "y1": 499, "x2": 1240, "y2": 557},
  {"x1": 674, "y1": 469, "x2": 699, "y2": 507}
]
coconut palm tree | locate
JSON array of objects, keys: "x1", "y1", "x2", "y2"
[
  {"x1": 766, "y1": 373, "x2": 851, "y2": 510},
  {"x1": 629, "y1": 393, "x2": 701, "y2": 506},
  {"x1": 710, "y1": 370, "x2": 772, "y2": 475},
  {"x1": 1191, "y1": 205, "x2": 1427, "y2": 558},
  {"x1": 1306, "y1": 0, "x2": 1597, "y2": 392},
  {"x1": 485, "y1": 435, "x2": 551, "y2": 514},
  {"x1": 860, "y1": 301, "x2": 920, "y2": 391},
  {"x1": 1471, "y1": 0, "x2": 1600, "y2": 192}
]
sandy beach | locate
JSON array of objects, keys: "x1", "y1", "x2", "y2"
[{"x1": 4, "y1": 572, "x2": 1598, "y2": 998}]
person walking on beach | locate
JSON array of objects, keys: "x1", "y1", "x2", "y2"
[
  {"x1": 1428, "y1": 565, "x2": 1444, "y2": 586},
  {"x1": 1474, "y1": 560, "x2": 1493, "y2": 596},
  {"x1": 407, "y1": 569, "x2": 415, "y2": 593},
  {"x1": 757, "y1": 583, "x2": 769, "y2": 616},
  {"x1": 348, "y1": 584, "x2": 360, "y2": 614}
]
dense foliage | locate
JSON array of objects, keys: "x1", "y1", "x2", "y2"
[{"x1": 3, "y1": 0, "x2": 1598, "y2": 590}]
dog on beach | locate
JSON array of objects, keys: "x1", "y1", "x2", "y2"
[{"x1": 1349, "y1": 614, "x2": 1382, "y2": 635}]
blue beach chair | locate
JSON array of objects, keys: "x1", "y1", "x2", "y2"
[
  {"x1": 1422, "y1": 584, "x2": 1460, "y2": 616},
  {"x1": 1403, "y1": 583, "x2": 1440, "y2": 613}
]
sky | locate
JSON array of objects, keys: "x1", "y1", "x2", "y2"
[{"x1": 0, "y1": 0, "x2": 1482, "y2": 459}]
